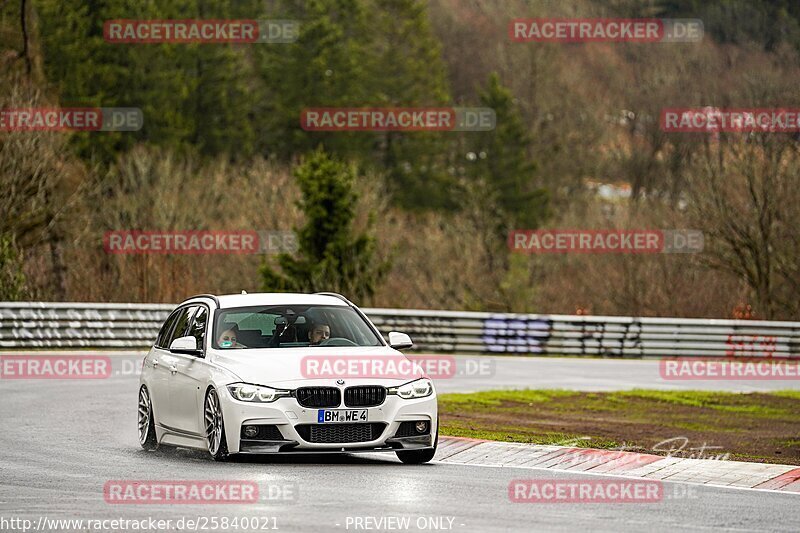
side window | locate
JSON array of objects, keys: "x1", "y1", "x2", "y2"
[
  {"x1": 167, "y1": 306, "x2": 197, "y2": 347},
  {"x1": 187, "y1": 306, "x2": 208, "y2": 350},
  {"x1": 156, "y1": 310, "x2": 181, "y2": 348}
]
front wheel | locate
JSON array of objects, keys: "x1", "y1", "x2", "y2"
[
  {"x1": 138, "y1": 385, "x2": 158, "y2": 451},
  {"x1": 396, "y1": 424, "x2": 438, "y2": 464},
  {"x1": 204, "y1": 388, "x2": 230, "y2": 461}
]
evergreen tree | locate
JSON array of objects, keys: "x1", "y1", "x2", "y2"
[
  {"x1": 255, "y1": 0, "x2": 375, "y2": 159},
  {"x1": 465, "y1": 73, "x2": 549, "y2": 231},
  {"x1": 261, "y1": 149, "x2": 389, "y2": 302},
  {"x1": 371, "y1": 0, "x2": 455, "y2": 210},
  {"x1": 256, "y1": 0, "x2": 456, "y2": 208},
  {"x1": 186, "y1": 0, "x2": 256, "y2": 157},
  {"x1": 35, "y1": 0, "x2": 255, "y2": 159}
]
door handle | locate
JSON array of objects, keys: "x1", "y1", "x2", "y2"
[{"x1": 170, "y1": 365, "x2": 178, "y2": 375}]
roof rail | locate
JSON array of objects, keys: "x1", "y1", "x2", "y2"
[
  {"x1": 314, "y1": 292, "x2": 350, "y2": 304},
  {"x1": 183, "y1": 294, "x2": 221, "y2": 308}
]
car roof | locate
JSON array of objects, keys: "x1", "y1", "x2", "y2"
[{"x1": 180, "y1": 292, "x2": 350, "y2": 309}]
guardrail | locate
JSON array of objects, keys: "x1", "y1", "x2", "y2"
[{"x1": 1, "y1": 301, "x2": 799, "y2": 357}]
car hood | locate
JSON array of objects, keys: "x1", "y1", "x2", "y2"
[{"x1": 210, "y1": 345, "x2": 425, "y2": 388}]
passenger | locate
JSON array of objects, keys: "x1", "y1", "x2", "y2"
[
  {"x1": 217, "y1": 327, "x2": 246, "y2": 348},
  {"x1": 308, "y1": 323, "x2": 331, "y2": 345}
]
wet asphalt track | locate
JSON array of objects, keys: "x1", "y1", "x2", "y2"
[{"x1": 0, "y1": 354, "x2": 798, "y2": 532}]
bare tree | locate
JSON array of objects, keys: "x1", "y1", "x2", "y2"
[
  {"x1": 18, "y1": 0, "x2": 32, "y2": 74},
  {"x1": 686, "y1": 135, "x2": 800, "y2": 319}
]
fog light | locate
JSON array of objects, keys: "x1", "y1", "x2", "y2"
[
  {"x1": 244, "y1": 425, "x2": 258, "y2": 438},
  {"x1": 415, "y1": 421, "x2": 428, "y2": 434}
]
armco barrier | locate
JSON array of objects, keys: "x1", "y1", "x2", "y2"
[{"x1": 1, "y1": 302, "x2": 799, "y2": 357}]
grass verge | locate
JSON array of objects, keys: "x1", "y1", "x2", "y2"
[{"x1": 438, "y1": 389, "x2": 800, "y2": 465}]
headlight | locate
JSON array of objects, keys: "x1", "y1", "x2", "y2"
[
  {"x1": 388, "y1": 378, "x2": 434, "y2": 399},
  {"x1": 227, "y1": 383, "x2": 291, "y2": 403}
]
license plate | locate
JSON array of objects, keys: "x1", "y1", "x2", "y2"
[{"x1": 317, "y1": 409, "x2": 368, "y2": 423}]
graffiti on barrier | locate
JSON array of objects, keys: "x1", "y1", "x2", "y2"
[
  {"x1": 481, "y1": 316, "x2": 552, "y2": 353},
  {"x1": 725, "y1": 334, "x2": 778, "y2": 357}
]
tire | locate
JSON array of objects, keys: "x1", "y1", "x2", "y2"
[
  {"x1": 138, "y1": 385, "x2": 158, "y2": 451},
  {"x1": 204, "y1": 387, "x2": 230, "y2": 461},
  {"x1": 396, "y1": 421, "x2": 438, "y2": 464}
]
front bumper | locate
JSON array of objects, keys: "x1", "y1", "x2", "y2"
[{"x1": 219, "y1": 388, "x2": 438, "y2": 454}]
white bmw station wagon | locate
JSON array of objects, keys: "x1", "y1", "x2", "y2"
[{"x1": 138, "y1": 292, "x2": 438, "y2": 463}]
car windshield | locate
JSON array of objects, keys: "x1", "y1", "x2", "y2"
[{"x1": 212, "y1": 304, "x2": 383, "y2": 349}]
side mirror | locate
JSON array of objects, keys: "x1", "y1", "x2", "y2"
[
  {"x1": 170, "y1": 336, "x2": 202, "y2": 356},
  {"x1": 388, "y1": 331, "x2": 413, "y2": 350}
]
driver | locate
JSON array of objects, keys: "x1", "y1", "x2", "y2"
[
  {"x1": 218, "y1": 326, "x2": 247, "y2": 349},
  {"x1": 308, "y1": 323, "x2": 331, "y2": 345}
]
